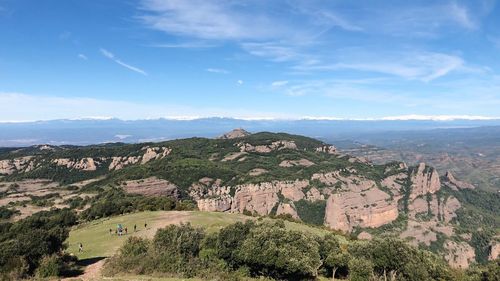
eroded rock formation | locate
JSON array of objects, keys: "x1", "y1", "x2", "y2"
[
  {"x1": 122, "y1": 177, "x2": 178, "y2": 198},
  {"x1": 410, "y1": 163, "x2": 440, "y2": 200},
  {"x1": 444, "y1": 240, "x2": 476, "y2": 268}
]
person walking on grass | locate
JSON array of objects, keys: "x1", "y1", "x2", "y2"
[
  {"x1": 125, "y1": 227, "x2": 128, "y2": 235},
  {"x1": 144, "y1": 222, "x2": 147, "y2": 229},
  {"x1": 109, "y1": 228, "x2": 112, "y2": 235},
  {"x1": 78, "y1": 243, "x2": 83, "y2": 253},
  {"x1": 134, "y1": 224, "x2": 137, "y2": 232}
]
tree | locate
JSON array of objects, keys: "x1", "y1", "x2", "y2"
[
  {"x1": 236, "y1": 222, "x2": 321, "y2": 280},
  {"x1": 325, "y1": 252, "x2": 350, "y2": 280},
  {"x1": 216, "y1": 220, "x2": 254, "y2": 268},
  {"x1": 349, "y1": 257, "x2": 373, "y2": 281}
]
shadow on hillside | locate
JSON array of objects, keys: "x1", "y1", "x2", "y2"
[
  {"x1": 77, "y1": 256, "x2": 106, "y2": 267},
  {"x1": 60, "y1": 256, "x2": 106, "y2": 278}
]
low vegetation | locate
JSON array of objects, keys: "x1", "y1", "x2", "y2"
[{"x1": 104, "y1": 220, "x2": 499, "y2": 281}]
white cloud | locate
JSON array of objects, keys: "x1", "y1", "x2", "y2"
[
  {"x1": 149, "y1": 41, "x2": 216, "y2": 48},
  {"x1": 448, "y1": 2, "x2": 476, "y2": 30},
  {"x1": 271, "y1": 80, "x2": 289, "y2": 87},
  {"x1": 100, "y1": 48, "x2": 114, "y2": 59},
  {"x1": 137, "y1": 0, "x2": 361, "y2": 42},
  {"x1": 293, "y1": 52, "x2": 464, "y2": 82},
  {"x1": 100, "y1": 48, "x2": 148, "y2": 76},
  {"x1": 78, "y1": 54, "x2": 88, "y2": 60},
  {"x1": 206, "y1": 68, "x2": 229, "y2": 74},
  {"x1": 138, "y1": 0, "x2": 279, "y2": 40},
  {"x1": 241, "y1": 42, "x2": 306, "y2": 62},
  {"x1": 237, "y1": 80, "x2": 243, "y2": 85},
  {"x1": 115, "y1": 134, "x2": 132, "y2": 140}
]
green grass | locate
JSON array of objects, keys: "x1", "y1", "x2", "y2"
[
  {"x1": 67, "y1": 211, "x2": 165, "y2": 259},
  {"x1": 96, "y1": 277, "x2": 201, "y2": 281},
  {"x1": 67, "y1": 211, "x2": 344, "y2": 260}
]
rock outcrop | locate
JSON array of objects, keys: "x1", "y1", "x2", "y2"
[
  {"x1": 444, "y1": 171, "x2": 475, "y2": 190},
  {"x1": 218, "y1": 128, "x2": 251, "y2": 139},
  {"x1": 279, "y1": 159, "x2": 315, "y2": 167},
  {"x1": 109, "y1": 156, "x2": 140, "y2": 170},
  {"x1": 122, "y1": 177, "x2": 178, "y2": 198},
  {"x1": 489, "y1": 240, "x2": 500, "y2": 261},
  {"x1": 53, "y1": 157, "x2": 97, "y2": 171},
  {"x1": 315, "y1": 145, "x2": 337, "y2": 154},
  {"x1": 358, "y1": 231, "x2": 373, "y2": 240},
  {"x1": 444, "y1": 240, "x2": 476, "y2": 268},
  {"x1": 276, "y1": 202, "x2": 299, "y2": 219},
  {"x1": 237, "y1": 140, "x2": 298, "y2": 153},
  {"x1": 0, "y1": 157, "x2": 35, "y2": 174},
  {"x1": 141, "y1": 146, "x2": 172, "y2": 164},
  {"x1": 324, "y1": 186, "x2": 399, "y2": 232},
  {"x1": 410, "y1": 163, "x2": 440, "y2": 200}
]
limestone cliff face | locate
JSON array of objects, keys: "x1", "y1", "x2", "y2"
[
  {"x1": 53, "y1": 157, "x2": 98, "y2": 171},
  {"x1": 53, "y1": 146, "x2": 171, "y2": 172},
  {"x1": 0, "y1": 156, "x2": 34, "y2": 174},
  {"x1": 276, "y1": 202, "x2": 299, "y2": 219},
  {"x1": 489, "y1": 241, "x2": 500, "y2": 261},
  {"x1": 231, "y1": 180, "x2": 308, "y2": 215},
  {"x1": 324, "y1": 187, "x2": 399, "y2": 232},
  {"x1": 237, "y1": 140, "x2": 298, "y2": 153},
  {"x1": 444, "y1": 240, "x2": 476, "y2": 268},
  {"x1": 109, "y1": 156, "x2": 140, "y2": 170},
  {"x1": 218, "y1": 128, "x2": 251, "y2": 139},
  {"x1": 410, "y1": 163, "x2": 441, "y2": 200},
  {"x1": 140, "y1": 146, "x2": 172, "y2": 164},
  {"x1": 197, "y1": 196, "x2": 233, "y2": 212},
  {"x1": 193, "y1": 180, "x2": 309, "y2": 215},
  {"x1": 122, "y1": 177, "x2": 178, "y2": 198},
  {"x1": 444, "y1": 171, "x2": 475, "y2": 190}
]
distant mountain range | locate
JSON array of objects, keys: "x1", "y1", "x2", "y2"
[{"x1": 1, "y1": 117, "x2": 500, "y2": 146}]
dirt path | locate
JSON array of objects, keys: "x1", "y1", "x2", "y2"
[
  {"x1": 61, "y1": 258, "x2": 106, "y2": 281},
  {"x1": 80, "y1": 258, "x2": 106, "y2": 280}
]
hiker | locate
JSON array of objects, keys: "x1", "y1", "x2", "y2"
[
  {"x1": 144, "y1": 222, "x2": 147, "y2": 229},
  {"x1": 134, "y1": 224, "x2": 137, "y2": 232},
  {"x1": 125, "y1": 227, "x2": 128, "y2": 235},
  {"x1": 78, "y1": 243, "x2": 83, "y2": 253},
  {"x1": 109, "y1": 228, "x2": 112, "y2": 235}
]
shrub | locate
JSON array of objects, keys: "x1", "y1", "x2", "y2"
[
  {"x1": 348, "y1": 258, "x2": 373, "y2": 281},
  {"x1": 35, "y1": 255, "x2": 61, "y2": 278},
  {"x1": 236, "y1": 222, "x2": 321, "y2": 279}
]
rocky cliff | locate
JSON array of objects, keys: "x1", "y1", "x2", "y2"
[{"x1": 0, "y1": 130, "x2": 490, "y2": 268}]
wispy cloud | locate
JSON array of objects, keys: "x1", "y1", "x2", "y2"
[
  {"x1": 149, "y1": 41, "x2": 216, "y2": 48},
  {"x1": 206, "y1": 68, "x2": 229, "y2": 74},
  {"x1": 271, "y1": 80, "x2": 289, "y2": 87},
  {"x1": 237, "y1": 80, "x2": 243, "y2": 85},
  {"x1": 293, "y1": 51, "x2": 464, "y2": 82},
  {"x1": 137, "y1": 0, "x2": 360, "y2": 42},
  {"x1": 100, "y1": 48, "x2": 148, "y2": 76},
  {"x1": 78, "y1": 54, "x2": 88, "y2": 60},
  {"x1": 138, "y1": 0, "x2": 279, "y2": 40}
]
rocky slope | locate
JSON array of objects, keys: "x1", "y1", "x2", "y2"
[{"x1": 0, "y1": 130, "x2": 497, "y2": 268}]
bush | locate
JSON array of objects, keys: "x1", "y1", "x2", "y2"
[
  {"x1": 236, "y1": 222, "x2": 321, "y2": 279},
  {"x1": 348, "y1": 258, "x2": 373, "y2": 281},
  {"x1": 0, "y1": 209, "x2": 76, "y2": 278},
  {"x1": 35, "y1": 255, "x2": 61, "y2": 278},
  {"x1": 0, "y1": 206, "x2": 19, "y2": 220}
]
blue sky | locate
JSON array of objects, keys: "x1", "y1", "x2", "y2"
[{"x1": 1, "y1": 0, "x2": 500, "y2": 121}]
